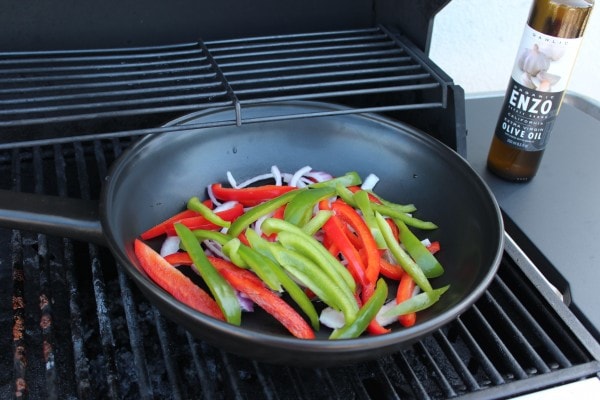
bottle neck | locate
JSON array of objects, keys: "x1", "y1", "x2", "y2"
[{"x1": 528, "y1": 0, "x2": 594, "y2": 38}]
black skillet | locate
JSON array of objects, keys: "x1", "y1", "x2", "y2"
[{"x1": 0, "y1": 101, "x2": 504, "y2": 366}]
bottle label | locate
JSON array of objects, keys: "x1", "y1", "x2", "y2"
[{"x1": 494, "y1": 26, "x2": 584, "y2": 151}]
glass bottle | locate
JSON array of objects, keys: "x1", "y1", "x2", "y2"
[{"x1": 486, "y1": 0, "x2": 594, "y2": 181}]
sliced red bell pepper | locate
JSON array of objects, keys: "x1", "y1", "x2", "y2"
[
  {"x1": 207, "y1": 256, "x2": 315, "y2": 339},
  {"x1": 379, "y1": 257, "x2": 404, "y2": 281},
  {"x1": 133, "y1": 239, "x2": 224, "y2": 321},
  {"x1": 321, "y1": 214, "x2": 369, "y2": 290},
  {"x1": 163, "y1": 202, "x2": 244, "y2": 236},
  {"x1": 140, "y1": 209, "x2": 199, "y2": 240},
  {"x1": 332, "y1": 199, "x2": 380, "y2": 285},
  {"x1": 396, "y1": 274, "x2": 417, "y2": 327},
  {"x1": 210, "y1": 184, "x2": 297, "y2": 207},
  {"x1": 427, "y1": 241, "x2": 441, "y2": 254}
]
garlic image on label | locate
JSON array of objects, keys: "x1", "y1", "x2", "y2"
[
  {"x1": 515, "y1": 44, "x2": 562, "y2": 92},
  {"x1": 510, "y1": 25, "x2": 584, "y2": 94}
]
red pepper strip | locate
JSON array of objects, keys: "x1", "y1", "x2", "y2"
[
  {"x1": 210, "y1": 184, "x2": 297, "y2": 207},
  {"x1": 361, "y1": 281, "x2": 391, "y2": 335},
  {"x1": 396, "y1": 274, "x2": 417, "y2": 327},
  {"x1": 133, "y1": 240, "x2": 225, "y2": 321},
  {"x1": 332, "y1": 200, "x2": 381, "y2": 285},
  {"x1": 264, "y1": 205, "x2": 287, "y2": 241},
  {"x1": 164, "y1": 202, "x2": 244, "y2": 236},
  {"x1": 207, "y1": 256, "x2": 315, "y2": 339},
  {"x1": 321, "y1": 214, "x2": 369, "y2": 290},
  {"x1": 347, "y1": 186, "x2": 381, "y2": 203},
  {"x1": 140, "y1": 209, "x2": 199, "y2": 240},
  {"x1": 387, "y1": 218, "x2": 399, "y2": 242},
  {"x1": 427, "y1": 241, "x2": 441, "y2": 254},
  {"x1": 379, "y1": 257, "x2": 404, "y2": 281},
  {"x1": 164, "y1": 252, "x2": 193, "y2": 266}
]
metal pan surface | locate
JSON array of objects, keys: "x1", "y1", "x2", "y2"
[{"x1": 99, "y1": 101, "x2": 504, "y2": 365}]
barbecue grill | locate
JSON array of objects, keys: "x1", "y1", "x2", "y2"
[{"x1": 1, "y1": 1, "x2": 599, "y2": 399}]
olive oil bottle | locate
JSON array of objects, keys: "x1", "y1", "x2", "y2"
[{"x1": 487, "y1": 0, "x2": 594, "y2": 181}]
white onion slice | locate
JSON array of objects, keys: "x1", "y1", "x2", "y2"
[
  {"x1": 289, "y1": 166, "x2": 312, "y2": 187},
  {"x1": 213, "y1": 200, "x2": 238, "y2": 213},
  {"x1": 236, "y1": 172, "x2": 276, "y2": 188},
  {"x1": 319, "y1": 307, "x2": 345, "y2": 329},
  {"x1": 375, "y1": 300, "x2": 400, "y2": 327},
  {"x1": 305, "y1": 170, "x2": 334, "y2": 183},
  {"x1": 226, "y1": 171, "x2": 238, "y2": 188},
  {"x1": 206, "y1": 184, "x2": 221, "y2": 206},
  {"x1": 160, "y1": 236, "x2": 181, "y2": 257},
  {"x1": 361, "y1": 173, "x2": 380, "y2": 190},
  {"x1": 271, "y1": 165, "x2": 282, "y2": 186},
  {"x1": 421, "y1": 238, "x2": 432, "y2": 247}
]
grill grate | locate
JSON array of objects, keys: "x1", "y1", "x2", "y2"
[
  {"x1": 0, "y1": 27, "x2": 454, "y2": 149},
  {"x1": 0, "y1": 139, "x2": 598, "y2": 399}
]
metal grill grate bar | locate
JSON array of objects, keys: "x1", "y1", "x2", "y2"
[{"x1": 0, "y1": 27, "x2": 449, "y2": 147}]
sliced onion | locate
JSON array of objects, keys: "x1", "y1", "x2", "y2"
[
  {"x1": 226, "y1": 171, "x2": 238, "y2": 188},
  {"x1": 206, "y1": 184, "x2": 221, "y2": 206},
  {"x1": 213, "y1": 200, "x2": 238, "y2": 212},
  {"x1": 160, "y1": 236, "x2": 181, "y2": 257},
  {"x1": 421, "y1": 238, "x2": 431, "y2": 247},
  {"x1": 203, "y1": 240, "x2": 228, "y2": 260},
  {"x1": 361, "y1": 173, "x2": 380, "y2": 190},
  {"x1": 271, "y1": 165, "x2": 282, "y2": 186},
  {"x1": 319, "y1": 307, "x2": 345, "y2": 329},
  {"x1": 236, "y1": 172, "x2": 276, "y2": 188},
  {"x1": 375, "y1": 300, "x2": 399, "y2": 327},
  {"x1": 237, "y1": 292, "x2": 255, "y2": 312},
  {"x1": 289, "y1": 166, "x2": 312, "y2": 187},
  {"x1": 305, "y1": 170, "x2": 334, "y2": 183}
]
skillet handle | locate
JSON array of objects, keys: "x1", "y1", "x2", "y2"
[{"x1": 0, "y1": 189, "x2": 105, "y2": 246}]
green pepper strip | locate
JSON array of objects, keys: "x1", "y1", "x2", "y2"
[
  {"x1": 174, "y1": 223, "x2": 241, "y2": 325},
  {"x1": 227, "y1": 189, "x2": 301, "y2": 238},
  {"x1": 372, "y1": 202, "x2": 437, "y2": 230},
  {"x1": 283, "y1": 186, "x2": 336, "y2": 227},
  {"x1": 260, "y1": 218, "x2": 356, "y2": 293},
  {"x1": 329, "y1": 278, "x2": 388, "y2": 340},
  {"x1": 192, "y1": 230, "x2": 281, "y2": 292},
  {"x1": 301, "y1": 210, "x2": 332, "y2": 237},
  {"x1": 187, "y1": 196, "x2": 231, "y2": 228},
  {"x1": 265, "y1": 240, "x2": 358, "y2": 324},
  {"x1": 367, "y1": 191, "x2": 416, "y2": 213},
  {"x1": 353, "y1": 189, "x2": 386, "y2": 249},
  {"x1": 382, "y1": 285, "x2": 449, "y2": 318},
  {"x1": 375, "y1": 212, "x2": 433, "y2": 293},
  {"x1": 308, "y1": 171, "x2": 362, "y2": 189},
  {"x1": 243, "y1": 229, "x2": 321, "y2": 330},
  {"x1": 276, "y1": 230, "x2": 358, "y2": 314},
  {"x1": 394, "y1": 218, "x2": 444, "y2": 278},
  {"x1": 199, "y1": 228, "x2": 320, "y2": 330}
]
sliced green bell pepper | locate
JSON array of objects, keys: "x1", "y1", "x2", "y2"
[
  {"x1": 260, "y1": 218, "x2": 357, "y2": 293},
  {"x1": 382, "y1": 285, "x2": 449, "y2": 318},
  {"x1": 375, "y1": 212, "x2": 433, "y2": 293},
  {"x1": 227, "y1": 189, "x2": 301, "y2": 237},
  {"x1": 394, "y1": 218, "x2": 444, "y2": 278},
  {"x1": 187, "y1": 196, "x2": 231, "y2": 228},
  {"x1": 174, "y1": 223, "x2": 241, "y2": 325},
  {"x1": 329, "y1": 278, "x2": 388, "y2": 339},
  {"x1": 283, "y1": 186, "x2": 336, "y2": 227}
]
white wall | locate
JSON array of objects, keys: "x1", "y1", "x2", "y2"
[{"x1": 429, "y1": 0, "x2": 599, "y2": 103}]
